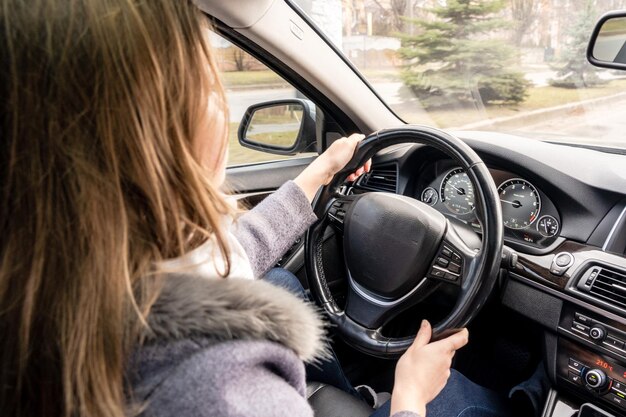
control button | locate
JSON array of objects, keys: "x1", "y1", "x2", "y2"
[
  {"x1": 444, "y1": 272, "x2": 459, "y2": 281},
  {"x1": 441, "y1": 247, "x2": 453, "y2": 258},
  {"x1": 430, "y1": 268, "x2": 446, "y2": 278},
  {"x1": 436, "y1": 257, "x2": 449, "y2": 268},
  {"x1": 609, "y1": 394, "x2": 626, "y2": 408},
  {"x1": 568, "y1": 358, "x2": 584, "y2": 373},
  {"x1": 550, "y1": 252, "x2": 574, "y2": 276},
  {"x1": 586, "y1": 372, "x2": 599, "y2": 385},
  {"x1": 448, "y1": 263, "x2": 461, "y2": 274},
  {"x1": 575, "y1": 313, "x2": 592, "y2": 325},
  {"x1": 613, "y1": 381, "x2": 626, "y2": 393},
  {"x1": 451, "y1": 252, "x2": 462, "y2": 264},
  {"x1": 555, "y1": 253, "x2": 572, "y2": 267},
  {"x1": 572, "y1": 321, "x2": 590, "y2": 334},
  {"x1": 589, "y1": 326, "x2": 607, "y2": 342},
  {"x1": 604, "y1": 336, "x2": 625, "y2": 350},
  {"x1": 568, "y1": 371, "x2": 582, "y2": 385},
  {"x1": 585, "y1": 369, "x2": 608, "y2": 390},
  {"x1": 612, "y1": 386, "x2": 626, "y2": 399}
]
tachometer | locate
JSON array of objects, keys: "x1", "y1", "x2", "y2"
[
  {"x1": 440, "y1": 168, "x2": 475, "y2": 215},
  {"x1": 498, "y1": 178, "x2": 541, "y2": 229}
]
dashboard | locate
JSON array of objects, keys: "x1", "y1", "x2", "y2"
[{"x1": 413, "y1": 161, "x2": 561, "y2": 249}]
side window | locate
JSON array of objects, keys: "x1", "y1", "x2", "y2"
[{"x1": 211, "y1": 33, "x2": 316, "y2": 166}]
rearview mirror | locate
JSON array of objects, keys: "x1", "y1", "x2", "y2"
[
  {"x1": 238, "y1": 99, "x2": 317, "y2": 156},
  {"x1": 588, "y1": 11, "x2": 626, "y2": 70}
]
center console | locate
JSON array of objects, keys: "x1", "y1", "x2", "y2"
[{"x1": 553, "y1": 304, "x2": 626, "y2": 415}]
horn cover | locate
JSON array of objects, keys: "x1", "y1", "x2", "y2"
[{"x1": 344, "y1": 193, "x2": 446, "y2": 299}]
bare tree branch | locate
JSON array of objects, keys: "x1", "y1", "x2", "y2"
[{"x1": 510, "y1": 0, "x2": 540, "y2": 45}]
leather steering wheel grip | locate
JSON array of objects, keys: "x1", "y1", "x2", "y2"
[{"x1": 305, "y1": 126, "x2": 504, "y2": 357}]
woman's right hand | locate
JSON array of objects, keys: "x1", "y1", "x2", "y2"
[{"x1": 390, "y1": 320, "x2": 469, "y2": 417}]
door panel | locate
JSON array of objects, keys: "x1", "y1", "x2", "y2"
[{"x1": 226, "y1": 155, "x2": 315, "y2": 194}]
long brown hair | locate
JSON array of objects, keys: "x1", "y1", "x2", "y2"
[{"x1": 0, "y1": 1, "x2": 231, "y2": 416}]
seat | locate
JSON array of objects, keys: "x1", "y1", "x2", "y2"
[{"x1": 307, "y1": 382, "x2": 373, "y2": 417}]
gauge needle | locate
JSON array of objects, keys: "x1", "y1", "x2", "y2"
[
  {"x1": 451, "y1": 185, "x2": 465, "y2": 195},
  {"x1": 500, "y1": 199, "x2": 522, "y2": 207},
  {"x1": 500, "y1": 199, "x2": 516, "y2": 204}
]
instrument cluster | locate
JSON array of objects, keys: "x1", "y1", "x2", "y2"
[{"x1": 418, "y1": 165, "x2": 562, "y2": 248}]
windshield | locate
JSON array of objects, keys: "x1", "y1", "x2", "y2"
[{"x1": 290, "y1": 0, "x2": 626, "y2": 150}]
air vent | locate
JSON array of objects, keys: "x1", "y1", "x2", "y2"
[
  {"x1": 578, "y1": 266, "x2": 626, "y2": 309},
  {"x1": 359, "y1": 164, "x2": 398, "y2": 193}
]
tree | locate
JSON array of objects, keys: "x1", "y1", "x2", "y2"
[
  {"x1": 232, "y1": 48, "x2": 250, "y2": 72},
  {"x1": 398, "y1": 0, "x2": 530, "y2": 108},
  {"x1": 371, "y1": 0, "x2": 414, "y2": 35},
  {"x1": 509, "y1": 0, "x2": 540, "y2": 46},
  {"x1": 549, "y1": 1, "x2": 604, "y2": 88}
]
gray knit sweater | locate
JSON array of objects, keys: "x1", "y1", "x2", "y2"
[
  {"x1": 233, "y1": 181, "x2": 317, "y2": 278},
  {"x1": 128, "y1": 181, "x2": 419, "y2": 417}
]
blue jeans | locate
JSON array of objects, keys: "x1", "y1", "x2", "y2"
[
  {"x1": 370, "y1": 369, "x2": 512, "y2": 417},
  {"x1": 263, "y1": 268, "x2": 514, "y2": 417}
]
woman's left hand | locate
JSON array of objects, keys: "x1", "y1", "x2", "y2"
[{"x1": 294, "y1": 134, "x2": 371, "y2": 202}]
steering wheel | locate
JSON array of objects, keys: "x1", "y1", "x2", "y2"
[{"x1": 305, "y1": 126, "x2": 503, "y2": 358}]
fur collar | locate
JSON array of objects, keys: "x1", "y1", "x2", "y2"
[{"x1": 143, "y1": 275, "x2": 330, "y2": 363}]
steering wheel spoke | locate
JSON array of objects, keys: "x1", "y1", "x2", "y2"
[{"x1": 343, "y1": 269, "x2": 437, "y2": 330}]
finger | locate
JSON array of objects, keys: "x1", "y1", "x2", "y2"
[
  {"x1": 436, "y1": 328, "x2": 469, "y2": 352},
  {"x1": 349, "y1": 133, "x2": 365, "y2": 142},
  {"x1": 348, "y1": 133, "x2": 365, "y2": 149},
  {"x1": 354, "y1": 167, "x2": 365, "y2": 177},
  {"x1": 364, "y1": 159, "x2": 372, "y2": 173},
  {"x1": 413, "y1": 320, "x2": 432, "y2": 349}
]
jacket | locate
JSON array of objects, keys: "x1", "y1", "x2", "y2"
[{"x1": 129, "y1": 275, "x2": 328, "y2": 417}]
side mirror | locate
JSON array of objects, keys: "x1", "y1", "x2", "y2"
[
  {"x1": 238, "y1": 99, "x2": 317, "y2": 156},
  {"x1": 588, "y1": 11, "x2": 626, "y2": 70}
]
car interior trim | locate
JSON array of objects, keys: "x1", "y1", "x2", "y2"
[
  {"x1": 282, "y1": 0, "x2": 410, "y2": 125},
  {"x1": 510, "y1": 273, "x2": 626, "y2": 329},
  {"x1": 603, "y1": 204, "x2": 626, "y2": 251},
  {"x1": 347, "y1": 271, "x2": 430, "y2": 307}
]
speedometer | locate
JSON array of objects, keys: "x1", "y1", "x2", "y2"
[
  {"x1": 498, "y1": 178, "x2": 541, "y2": 229},
  {"x1": 440, "y1": 168, "x2": 475, "y2": 215}
]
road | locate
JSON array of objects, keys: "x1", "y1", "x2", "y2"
[{"x1": 508, "y1": 96, "x2": 626, "y2": 148}]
